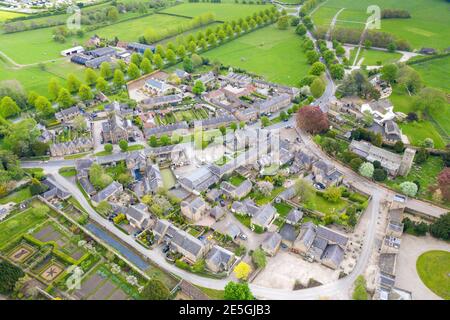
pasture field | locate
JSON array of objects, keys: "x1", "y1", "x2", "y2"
[
  {"x1": 399, "y1": 120, "x2": 446, "y2": 150},
  {"x1": 0, "y1": 56, "x2": 90, "y2": 94},
  {"x1": 161, "y1": 2, "x2": 272, "y2": 21},
  {"x1": 203, "y1": 25, "x2": 309, "y2": 87},
  {"x1": 389, "y1": 88, "x2": 448, "y2": 149},
  {"x1": 411, "y1": 56, "x2": 450, "y2": 93},
  {"x1": 312, "y1": 0, "x2": 450, "y2": 50},
  {"x1": 0, "y1": 14, "x2": 189, "y2": 65},
  {"x1": 0, "y1": 10, "x2": 25, "y2": 22}
]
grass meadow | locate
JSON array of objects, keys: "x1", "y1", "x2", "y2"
[
  {"x1": 312, "y1": 0, "x2": 450, "y2": 50},
  {"x1": 203, "y1": 25, "x2": 309, "y2": 87}
]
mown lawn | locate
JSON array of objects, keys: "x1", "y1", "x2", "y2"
[
  {"x1": 0, "y1": 208, "x2": 48, "y2": 247},
  {"x1": 358, "y1": 49, "x2": 402, "y2": 66},
  {"x1": 203, "y1": 25, "x2": 309, "y2": 87},
  {"x1": 229, "y1": 175, "x2": 246, "y2": 187},
  {"x1": 274, "y1": 202, "x2": 293, "y2": 217},
  {"x1": 0, "y1": 187, "x2": 32, "y2": 204},
  {"x1": 303, "y1": 192, "x2": 349, "y2": 215},
  {"x1": 416, "y1": 250, "x2": 450, "y2": 300}
]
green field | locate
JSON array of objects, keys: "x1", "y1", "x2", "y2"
[
  {"x1": 411, "y1": 56, "x2": 450, "y2": 93},
  {"x1": 161, "y1": 2, "x2": 272, "y2": 21},
  {"x1": 0, "y1": 56, "x2": 90, "y2": 94},
  {"x1": 0, "y1": 14, "x2": 190, "y2": 65},
  {"x1": 350, "y1": 48, "x2": 402, "y2": 66},
  {"x1": 312, "y1": 0, "x2": 450, "y2": 50},
  {"x1": 389, "y1": 87, "x2": 448, "y2": 149},
  {"x1": 0, "y1": 10, "x2": 25, "y2": 22},
  {"x1": 400, "y1": 120, "x2": 446, "y2": 150},
  {"x1": 203, "y1": 25, "x2": 309, "y2": 87},
  {"x1": 416, "y1": 250, "x2": 450, "y2": 300}
]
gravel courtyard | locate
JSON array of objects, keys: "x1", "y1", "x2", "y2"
[
  {"x1": 252, "y1": 251, "x2": 341, "y2": 290},
  {"x1": 395, "y1": 234, "x2": 450, "y2": 300}
]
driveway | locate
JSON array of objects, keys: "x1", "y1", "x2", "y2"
[{"x1": 395, "y1": 234, "x2": 450, "y2": 300}]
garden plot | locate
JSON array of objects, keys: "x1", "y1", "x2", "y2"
[
  {"x1": 32, "y1": 223, "x2": 86, "y2": 261},
  {"x1": 73, "y1": 266, "x2": 136, "y2": 300},
  {"x1": 8, "y1": 243, "x2": 36, "y2": 263}
]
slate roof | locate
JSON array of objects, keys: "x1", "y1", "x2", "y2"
[
  {"x1": 127, "y1": 42, "x2": 155, "y2": 53},
  {"x1": 87, "y1": 46, "x2": 116, "y2": 57},
  {"x1": 252, "y1": 204, "x2": 276, "y2": 227},
  {"x1": 279, "y1": 224, "x2": 297, "y2": 243},
  {"x1": 91, "y1": 181, "x2": 123, "y2": 203},
  {"x1": 321, "y1": 244, "x2": 345, "y2": 267},
  {"x1": 181, "y1": 196, "x2": 206, "y2": 213},
  {"x1": 210, "y1": 206, "x2": 225, "y2": 220},
  {"x1": 254, "y1": 93, "x2": 290, "y2": 113},
  {"x1": 286, "y1": 209, "x2": 303, "y2": 224},
  {"x1": 226, "y1": 223, "x2": 241, "y2": 239},
  {"x1": 193, "y1": 115, "x2": 236, "y2": 128},
  {"x1": 316, "y1": 225, "x2": 349, "y2": 247},
  {"x1": 126, "y1": 205, "x2": 149, "y2": 227},
  {"x1": 179, "y1": 166, "x2": 219, "y2": 192},
  {"x1": 144, "y1": 121, "x2": 188, "y2": 137},
  {"x1": 261, "y1": 232, "x2": 282, "y2": 252},
  {"x1": 206, "y1": 245, "x2": 234, "y2": 268},
  {"x1": 85, "y1": 55, "x2": 111, "y2": 68},
  {"x1": 55, "y1": 106, "x2": 81, "y2": 120},
  {"x1": 141, "y1": 94, "x2": 183, "y2": 107},
  {"x1": 379, "y1": 253, "x2": 397, "y2": 276}
]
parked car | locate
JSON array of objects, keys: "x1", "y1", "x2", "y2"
[
  {"x1": 219, "y1": 200, "x2": 226, "y2": 207},
  {"x1": 239, "y1": 233, "x2": 248, "y2": 240},
  {"x1": 314, "y1": 183, "x2": 325, "y2": 190},
  {"x1": 162, "y1": 244, "x2": 170, "y2": 253}
]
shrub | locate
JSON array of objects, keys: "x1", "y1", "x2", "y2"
[{"x1": 400, "y1": 181, "x2": 418, "y2": 197}]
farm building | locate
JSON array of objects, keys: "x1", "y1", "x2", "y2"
[
  {"x1": 87, "y1": 46, "x2": 116, "y2": 58},
  {"x1": 85, "y1": 55, "x2": 112, "y2": 69},
  {"x1": 61, "y1": 46, "x2": 84, "y2": 56},
  {"x1": 127, "y1": 42, "x2": 155, "y2": 54}
]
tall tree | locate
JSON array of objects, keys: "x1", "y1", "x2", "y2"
[
  {"x1": 224, "y1": 281, "x2": 254, "y2": 300},
  {"x1": 100, "y1": 62, "x2": 113, "y2": 80},
  {"x1": 48, "y1": 78, "x2": 61, "y2": 101},
  {"x1": 56, "y1": 88, "x2": 73, "y2": 108},
  {"x1": 0, "y1": 96, "x2": 20, "y2": 119},
  {"x1": 66, "y1": 74, "x2": 81, "y2": 93},
  {"x1": 296, "y1": 105, "x2": 329, "y2": 134},
  {"x1": 113, "y1": 69, "x2": 125, "y2": 89},
  {"x1": 34, "y1": 96, "x2": 54, "y2": 117},
  {"x1": 78, "y1": 84, "x2": 93, "y2": 101}
]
